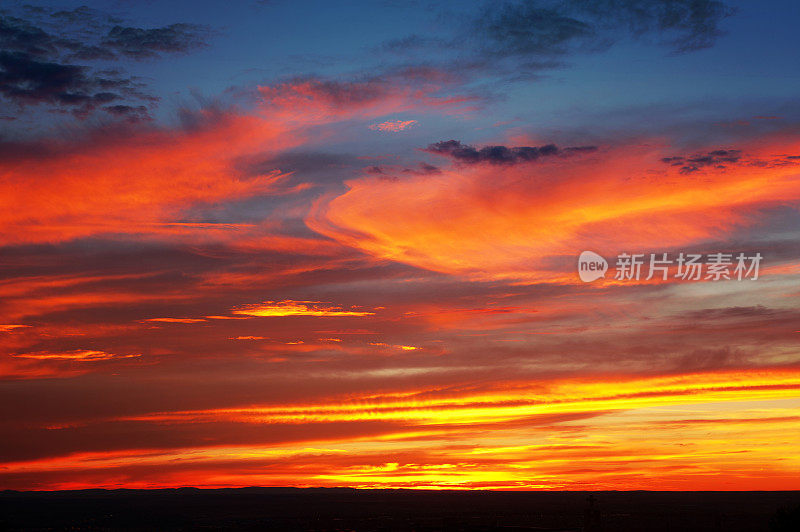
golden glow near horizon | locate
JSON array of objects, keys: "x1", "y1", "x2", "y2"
[{"x1": 4, "y1": 369, "x2": 800, "y2": 490}]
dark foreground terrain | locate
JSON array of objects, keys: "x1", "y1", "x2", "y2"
[{"x1": 1, "y1": 488, "x2": 799, "y2": 531}]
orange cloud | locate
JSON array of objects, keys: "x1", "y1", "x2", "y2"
[
  {"x1": 11, "y1": 349, "x2": 139, "y2": 361},
  {"x1": 0, "y1": 324, "x2": 31, "y2": 332},
  {"x1": 232, "y1": 300, "x2": 375, "y2": 317},
  {"x1": 0, "y1": 74, "x2": 476, "y2": 249},
  {"x1": 369, "y1": 342, "x2": 419, "y2": 351},
  {"x1": 0, "y1": 109, "x2": 302, "y2": 246},
  {"x1": 310, "y1": 138, "x2": 800, "y2": 281}
]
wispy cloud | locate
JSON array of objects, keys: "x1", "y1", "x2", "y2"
[
  {"x1": 369, "y1": 119, "x2": 417, "y2": 132},
  {"x1": 233, "y1": 300, "x2": 375, "y2": 317},
  {"x1": 11, "y1": 349, "x2": 139, "y2": 361}
]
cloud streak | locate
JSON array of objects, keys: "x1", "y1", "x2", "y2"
[{"x1": 233, "y1": 301, "x2": 375, "y2": 317}]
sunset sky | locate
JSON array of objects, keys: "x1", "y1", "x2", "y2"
[{"x1": 1, "y1": 0, "x2": 800, "y2": 491}]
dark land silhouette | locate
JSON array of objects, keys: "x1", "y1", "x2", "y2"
[{"x1": 1, "y1": 488, "x2": 799, "y2": 531}]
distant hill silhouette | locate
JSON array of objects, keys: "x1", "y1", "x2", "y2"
[{"x1": 1, "y1": 488, "x2": 798, "y2": 531}]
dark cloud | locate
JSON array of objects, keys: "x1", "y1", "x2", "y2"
[
  {"x1": 1, "y1": 6, "x2": 209, "y2": 62},
  {"x1": 570, "y1": 0, "x2": 734, "y2": 53},
  {"x1": 380, "y1": 0, "x2": 733, "y2": 83},
  {"x1": 661, "y1": 148, "x2": 741, "y2": 173},
  {"x1": 662, "y1": 148, "x2": 800, "y2": 173},
  {"x1": 0, "y1": 50, "x2": 147, "y2": 116},
  {"x1": 0, "y1": 14, "x2": 55, "y2": 56},
  {"x1": 0, "y1": 6, "x2": 212, "y2": 118},
  {"x1": 423, "y1": 139, "x2": 597, "y2": 165},
  {"x1": 102, "y1": 23, "x2": 210, "y2": 59},
  {"x1": 477, "y1": 0, "x2": 734, "y2": 59},
  {"x1": 48, "y1": 5, "x2": 121, "y2": 27},
  {"x1": 103, "y1": 104, "x2": 150, "y2": 122},
  {"x1": 479, "y1": 5, "x2": 600, "y2": 58}
]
